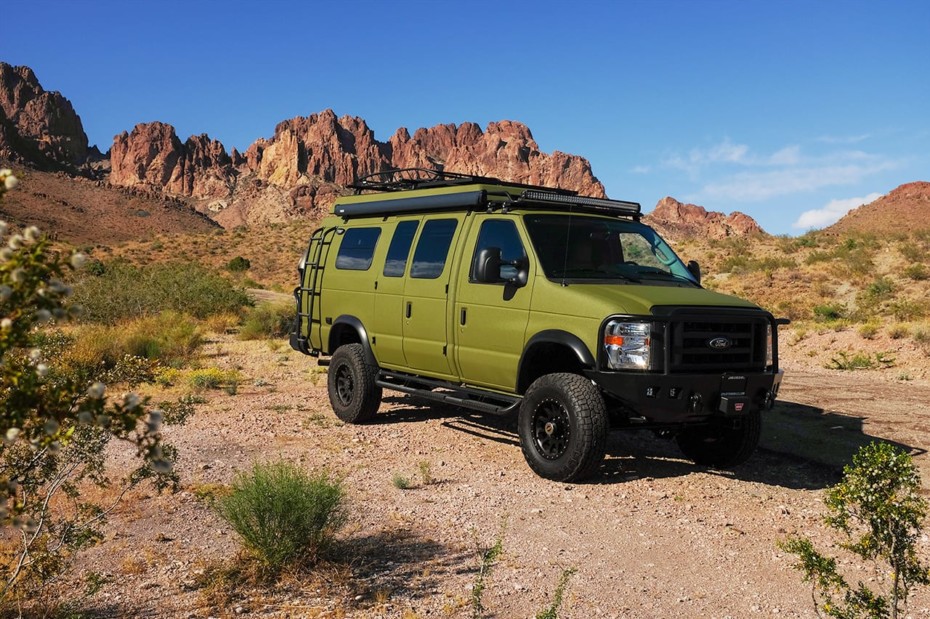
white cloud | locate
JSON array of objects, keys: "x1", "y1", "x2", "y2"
[
  {"x1": 695, "y1": 162, "x2": 894, "y2": 203},
  {"x1": 631, "y1": 165, "x2": 651, "y2": 174},
  {"x1": 815, "y1": 134, "x2": 871, "y2": 145},
  {"x1": 792, "y1": 192, "x2": 884, "y2": 230}
]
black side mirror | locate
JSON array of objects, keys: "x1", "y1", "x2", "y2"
[
  {"x1": 475, "y1": 247, "x2": 503, "y2": 283},
  {"x1": 687, "y1": 260, "x2": 702, "y2": 284}
]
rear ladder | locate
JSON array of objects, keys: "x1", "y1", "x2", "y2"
[{"x1": 294, "y1": 226, "x2": 337, "y2": 355}]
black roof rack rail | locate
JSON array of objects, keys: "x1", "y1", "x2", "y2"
[
  {"x1": 516, "y1": 190, "x2": 642, "y2": 219},
  {"x1": 349, "y1": 167, "x2": 577, "y2": 195}
]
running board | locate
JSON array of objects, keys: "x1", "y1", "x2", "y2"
[{"x1": 376, "y1": 372, "x2": 521, "y2": 416}]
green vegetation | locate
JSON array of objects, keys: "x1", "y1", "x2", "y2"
[
  {"x1": 536, "y1": 568, "x2": 577, "y2": 619},
  {"x1": 471, "y1": 530, "x2": 504, "y2": 619},
  {"x1": 216, "y1": 462, "x2": 346, "y2": 572},
  {"x1": 391, "y1": 473, "x2": 413, "y2": 490},
  {"x1": 828, "y1": 351, "x2": 895, "y2": 371},
  {"x1": 813, "y1": 303, "x2": 846, "y2": 322},
  {"x1": 0, "y1": 180, "x2": 181, "y2": 608},
  {"x1": 226, "y1": 256, "x2": 251, "y2": 272},
  {"x1": 780, "y1": 442, "x2": 929, "y2": 618},
  {"x1": 71, "y1": 261, "x2": 251, "y2": 323},
  {"x1": 239, "y1": 302, "x2": 293, "y2": 340}
]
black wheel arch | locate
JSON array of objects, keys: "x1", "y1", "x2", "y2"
[
  {"x1": 516, "y1": 330, "x2": 597, "y2": 394},
  {"x1": 327, "y1": 315, "x2": 377, "y2": 366}
]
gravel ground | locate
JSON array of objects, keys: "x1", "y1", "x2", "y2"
[{"x1": 64, "y1": 335, "x2": 930, "y2": 618}]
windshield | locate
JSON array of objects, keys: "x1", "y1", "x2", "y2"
[{"x1": 523, "y1": 214, "x2": 698, "y2": 285}]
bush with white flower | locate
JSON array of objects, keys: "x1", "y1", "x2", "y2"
[
  {"x1": 780, "y1": 441, "x2": 929, "y2": 619},
  {"x1": 0, "y1": 169, "x2": 182, "y2": 603}
]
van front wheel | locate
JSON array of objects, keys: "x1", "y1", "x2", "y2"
[
  {"x1": 327, "y1": 344, "x2": 382, "y2": 423},
  {"x1": 518, "y1": 373, "x2": 608, "y2": 482}
]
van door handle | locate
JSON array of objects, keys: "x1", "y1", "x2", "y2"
[
  {"x1": 406, "y1": 302, "x2": 412, "y2": 319},
  {"x1": 460, "y1": 307, "x2": 467, "y2": 325}
]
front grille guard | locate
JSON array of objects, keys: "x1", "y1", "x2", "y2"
[{"x1": 597, "y1": 308, "x2": 789, "y2": 375}]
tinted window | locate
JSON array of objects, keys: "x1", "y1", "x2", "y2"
[
  {"x1": 471, "y1": 219, "x2": 526, "y2": 281},
  {"x1": 383, "y1": 221, "x2": 419, "y2": 277},
  {"x1": 335, "y1": 227, "x2": 381, "y2": 271},
  {"x1": 410, "y1": 219, "x2": 457, "y2": 279}
]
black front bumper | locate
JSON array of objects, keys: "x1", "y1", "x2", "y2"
[{"x1": 586, "y1": 368, "x2": 783, "y2": 425}]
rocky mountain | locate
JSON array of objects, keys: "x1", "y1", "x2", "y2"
[
  {"x1": 0, "y1": 62, "x2": 90, "y2": 170},
  {"x1": 644, "y1": 196, "x2": 764, "y2": 239},
  {"x1": 0, "y1": 62, "x2": 771, "y2": 238},
  {"x1": 827, "y1": 181, "x2": 930, "y2": 236},
  {"x1": 109, "y1": 110, "x2": 606, "y2": 227}
]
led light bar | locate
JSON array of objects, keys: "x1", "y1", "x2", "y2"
[{"x1": 518, "y1": 190, "x2": 641, "y2": 216}]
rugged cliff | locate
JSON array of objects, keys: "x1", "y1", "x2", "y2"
[
  {"x1": 0, "y1": 62, "x2": 89, "y2": 169},
  {"x1": 109, "y1": 109, "x2": 606, "y2": 225},
  {"x1": 644, "y1": 196, "x2": 763, "y2": 240}
]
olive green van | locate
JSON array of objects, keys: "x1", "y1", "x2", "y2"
[{"x1": 290, "y1": 169, "x2": 788, "y2": 481}]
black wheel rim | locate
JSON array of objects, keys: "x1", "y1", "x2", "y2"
[
  {"x1": 334, "y1": 364, "x2": 354, "y2": 406},
  {"x1": 532, "y1": 398, "x2": 571, "y2": 460}
]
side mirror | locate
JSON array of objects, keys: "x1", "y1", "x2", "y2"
[
  {"x1": 475, "y1": 247, "x2": 503, "y2": 283},
  {"x1": 686, "y1": 260, "x2": 702, "y2": 284}
]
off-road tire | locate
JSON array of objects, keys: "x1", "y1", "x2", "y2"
[
  {"x1": 518, "y1": 373, "x2": 608, "y2": 482},
  {"x1": 676, "y1": 410, "x2": 761, "y2": 468},
  {"x1": 327, "y1": 344, "x2": 382, "y2": 423}
]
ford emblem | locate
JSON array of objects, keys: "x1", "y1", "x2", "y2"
[{"x1": 708, "y1": 336, "x2": 732, "y2": 350}]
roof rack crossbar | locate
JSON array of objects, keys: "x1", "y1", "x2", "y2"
[{"x1": 349, "y1": 167, "x2": 577, "y2": 195}]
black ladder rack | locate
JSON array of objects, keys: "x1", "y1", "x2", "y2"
[{"x1": 294, "y1": 226, "x2": 337, "y2": 354}]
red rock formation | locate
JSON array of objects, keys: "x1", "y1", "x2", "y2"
[
  {"x1": 110, "y1": 122, "x2": 235, "y2": 199},
  {"x1": 108, "y1": 111, "x2": 606, "y2": 224},
  {"x1": 645, "y1": 196, "x2": 765, "y2": 239},
  {"x1": 0, "y1": 62, "x2": 89, "y2": 168},
  {"x1": 388, "y1": 120, "x2": 604, "y2": 196}
]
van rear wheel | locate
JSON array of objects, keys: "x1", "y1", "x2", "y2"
[
  {"x1": 327, "y1": 344, "x2": 382, "y2": 423},
  {"x1": 518, "y1": 373, "x2": 608, "y2": 482}
]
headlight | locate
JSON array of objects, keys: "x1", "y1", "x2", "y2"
[
  {"x1": 765, "y1": 323, "x2": 774, "y2": 368},
  {"x1": 604, "y1": 321, "x2": 653, "y2": 370}
]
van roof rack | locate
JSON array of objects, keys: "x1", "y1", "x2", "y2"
[{"x1": 349, "y1": 167, "x2": 577, "y2": 195}]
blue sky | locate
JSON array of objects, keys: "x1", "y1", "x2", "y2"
[{"x1": 2, "y1": 0, "x2": 928, "y2": 235}]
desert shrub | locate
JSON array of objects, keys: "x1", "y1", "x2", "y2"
[
  {"x1": 899, "y1": 241, "x2": 926, "y2": 264},
  {"x1": 858, "y1": 322, "x2": 880, "y2": 339},
  {"x1": 806, "y1": 250, "x2": 832, "y2": 264},
  {"x1": 216, "y1": 462, "x2": 346, "y2": 571},
  {"x1": 64, "y1": 312, "x2": 202, "y2": 375},
  {"x1": 814, "y1": 303, "x2": 846, "y2": 322},
  {"x1": 226, "y1": 256, "x2": 251, "y2": 272},
  {"x1": 392, "y1": 473, "x2": 412, "y2": 490},
  {"x1": 865, "y1": 277, "x2": 895, "y2": 299},
  {"x1": 780, "y1": 442, "x2": 929, "y2": 618},
  {"x1": 828, "y1": 351, "x2": 895, "y2": 371},
  {"x1": 888, "y1": 323, "x2": 909, "y2": 339},
  {"x1": 71, "y1": 261, "x2": 251, "y2": 323},
  {"x1": 889, "y1": 300, "x2": 926, "y2": 322},
  {"x1": 0, "y1": 199, "x2": 180, "y2": 606},
  {"x1": 903, "y1": 264, "x2": 928, "y2": 281},
  {"x1": 187, "y1": 367, "x2": 240, "y2": 390},
  {"x1": 239, "y1": 303, "x2": 293, "y2": 341},
  {"x1": 203, "y1": 312, "x2": 240, "y2": 334}
]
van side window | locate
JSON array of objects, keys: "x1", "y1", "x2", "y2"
[
  {"x1": 410, "y1": 219, "x2": 457, "y2": 279},
  {"x1": 335, "y1": 227, "x2": 381, "y2": 271},
  {"x1": 470, "y1": 219, "x2": 526, "y2": 281},
  {"x1": 383, "y1": 220, "x2": 419, "y2": 277}
]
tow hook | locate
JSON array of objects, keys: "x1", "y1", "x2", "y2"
[{"x1": 688, "y1": 393, "x2": 703, "y2": 413}]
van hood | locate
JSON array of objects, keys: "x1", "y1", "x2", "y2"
[{"x1": 532, "y1": 281, "x2": 761, "y2": 319}]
